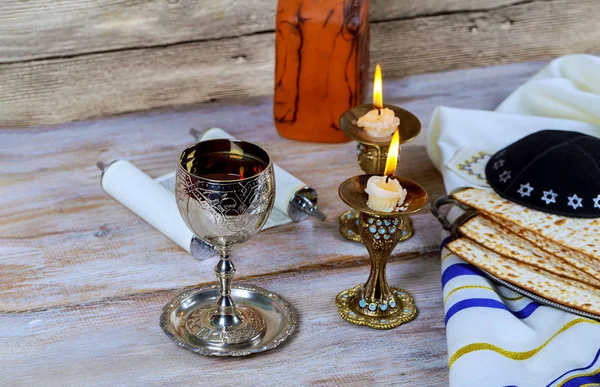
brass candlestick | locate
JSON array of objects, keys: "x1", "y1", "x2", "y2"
[
  {"x1": 336, "y1": 174, "x2": 427, "y2": 329},
  {"x1": 338, "y1": 104, "x2": 421, "y2": 242}
]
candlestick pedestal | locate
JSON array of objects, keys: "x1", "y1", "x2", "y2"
[
  {"x1": 337, "y1": 174, "x2": 427, "y2": 329},
  {"x1": 338, "y1": 104, "x2": 421, "y2": 243}
]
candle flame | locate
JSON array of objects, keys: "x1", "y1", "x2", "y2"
[
  {"x1": 384, "y1": 129, "x2": 400, "y2": 175},
  {"x1": 373, "y1": 64, "x2": 383, "y2": 109}
]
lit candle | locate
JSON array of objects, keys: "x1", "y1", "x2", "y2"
[
  {"x1": 357, "y1": 64, "x2": 400, "y2": 138},
  {"x1": 365, "y1": 130, "x2": 407, "y2": 212}
]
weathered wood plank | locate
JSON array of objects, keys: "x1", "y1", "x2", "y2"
[
  {"x1": 0, "y1": 0, "x2": 597, "y2": 127},
  {"x1": 0, "y1": 61, "x2": 540, "y2": 312},
  {"x1": 0, "y1": 33, "x2": 274, "y2": 128},
  {"x1": 1, "y1": 256, "x2": 448, "y2": 387},
  {"x1": 0, "y1": 0, "x2": 522, "y2": 63},
  {"x1": 372, "y1": 0, "x2": 600, "y2": 78}
]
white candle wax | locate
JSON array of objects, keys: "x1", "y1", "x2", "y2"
[
  {"x1": 365, "y1": 175, "x2": 407, "y2": 212},
  {"x1": 357, "y1": 108, "x2": 400, "y2": 138}
]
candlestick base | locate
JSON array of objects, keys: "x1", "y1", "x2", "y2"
[
  {"x1": 336, "y1": 284, "x2": 417, "y2": 329},
  {"x1": 339, "y1": 210, "x2": 413, "y2": 243}
]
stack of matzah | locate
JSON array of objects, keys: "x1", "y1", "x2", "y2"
[{"x1": 446, "y1": 188, "x2": 600, "y2": 315}]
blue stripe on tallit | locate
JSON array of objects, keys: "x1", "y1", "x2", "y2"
[
  {"x1": 545, "y1": 348, "x2": 600, "y2": 386},
  {"x1": 559, "y1": 369, "x2": 600, "y2": 387},
  {"x1": 445, "y1": 298, "x2": 541, "y2": 325},
  {"x1": 441, "y1": 263, "x2": 483, "y2": 288},
  {"x1": 440, "y1": 236, "x2": 452, "y2": 252},
  {"x1": 513, "y1": 302, "x2": 541, "y2": 319}
]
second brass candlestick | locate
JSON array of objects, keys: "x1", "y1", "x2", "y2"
[
  {"x1": 337, "y1": 174, "x2": 428, "y2": 329},
  {"x1": 339, "y1": 104, "x2": 422, "y2": 243}
]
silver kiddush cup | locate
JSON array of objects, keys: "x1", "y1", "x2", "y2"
[{"x1": 160, "y1": 139, "x2": 296, "y2": 356}]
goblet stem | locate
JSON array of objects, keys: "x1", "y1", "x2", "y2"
[{"x1": 213, "y1": 251, "x2": 243, "y2": 328}]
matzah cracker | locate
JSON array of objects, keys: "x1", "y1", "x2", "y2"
[
  {"x1": 460, "y1": 216, "x2": 600, "y2": 288},
  {"x1": 490, "y1": 215, "x2": 600, "y2": 281},
  {"x1": 447, "y1": 238, "x2": 600, "y2": 315},
  {"x1": 452, "y1": 189, "x2": 600, "y2": 261}
]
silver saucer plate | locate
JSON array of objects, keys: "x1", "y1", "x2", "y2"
[{"x1": 160, "y1": 284, "x2": 296, "y2": 356}]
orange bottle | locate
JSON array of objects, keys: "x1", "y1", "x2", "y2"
[{"x1": 274, "y1": 0, "x2": 370, "y2": 143}]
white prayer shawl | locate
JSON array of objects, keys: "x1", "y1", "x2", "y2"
[{"x1": 426, "y1": 54, "x2": 600, "y2": 387}]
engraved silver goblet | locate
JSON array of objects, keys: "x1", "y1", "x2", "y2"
[{"x1": 160, "y1": 139, "x2": 296, "y2": 356}]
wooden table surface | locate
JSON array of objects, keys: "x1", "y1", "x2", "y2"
[{"x1": 0, "y1": 59, "x2": 544, "y2": 386}]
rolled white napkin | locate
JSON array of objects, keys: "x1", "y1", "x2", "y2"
[{"x1": 101, "y1": 160, "x2": 194, "y2": 251}]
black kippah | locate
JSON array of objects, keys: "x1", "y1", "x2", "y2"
[{"x1": 485, "y1": 130, "x2": 600, "y2": 218}]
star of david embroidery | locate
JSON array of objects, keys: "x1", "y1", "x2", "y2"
[
  {"x1": 493, "y1": 159, "x2": 505, "y2": 170},
  {"x1": 541, "y1": 190, "x2": 558, "y2": 205},
  {"x1": 517, "y1": 183, "x2": 534, "y2": 197},
  {"x1": 593, "y1": 194, "x2": 600, "y2": 209},
  {"x1": 567, "y1": 194, "x2": 583, "y2": 210},
  {"x1": 499, "y1": 170, "x2": 512, "y2": 183}
]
